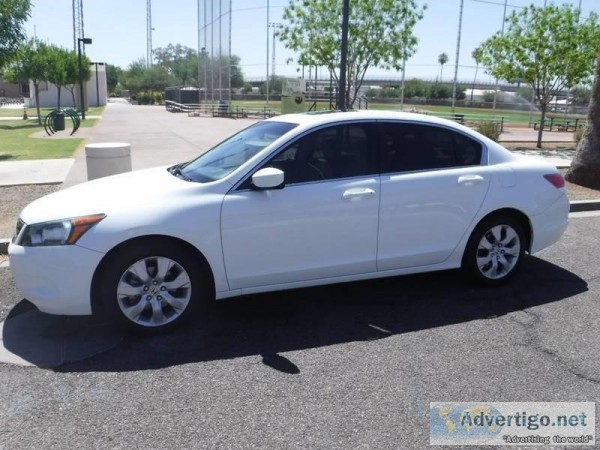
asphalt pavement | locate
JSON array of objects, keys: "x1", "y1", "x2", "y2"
[{"x1": 0, "y1": 213, "x2": 600, "y2": 448}]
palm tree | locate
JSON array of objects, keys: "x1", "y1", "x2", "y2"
[
  {"x1": 565, "y1": 53, "x2": 600, "y2": 189},
  {"x1": 470, "y1": 47, "x2": 482, "y2": 104},
  {"x1": 438, "y1": 53, "x2": 448, "y2": 81}
]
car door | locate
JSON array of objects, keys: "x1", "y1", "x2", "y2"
[
  {"x1": 377, "y1": 122, "x2": 492, "y2": 271},
  {"x1": 221, "y1": 122, "x2": 380, "y2": 290}
]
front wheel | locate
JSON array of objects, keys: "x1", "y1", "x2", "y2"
[
  {"x1": 462, "y1": 215, "x2": 526, "y2": 286},
  {"x1": 98, "y1": 241, "x2": 211, "y2": 333}
]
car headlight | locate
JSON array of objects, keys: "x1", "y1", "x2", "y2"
[{"x1": 15, "y1": 214, "x2": 106, "y2": 247}]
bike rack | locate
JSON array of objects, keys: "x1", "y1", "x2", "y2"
[{"x1": 43, "y1": 109, "x2": 82, "y2": 136}]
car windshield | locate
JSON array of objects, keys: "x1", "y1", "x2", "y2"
[{"x1": 178, "y1": 121, "x2": 297, "y2": 183}]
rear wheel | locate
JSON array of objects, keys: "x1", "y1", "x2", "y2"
[
  {"x1": 99, "y1": 241, "x2": 211, "y2": 333},
  {"x1": 463, "y1": 215, "x2": 526, "y2": 285}
]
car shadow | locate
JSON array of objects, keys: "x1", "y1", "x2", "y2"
[{"x1": 2, "y1": 256, "x2": 587, "y2": 372}]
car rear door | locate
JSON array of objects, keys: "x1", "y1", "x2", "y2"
[{"x1": 377, "y1": 121, "x2": 492, "y2": 271}]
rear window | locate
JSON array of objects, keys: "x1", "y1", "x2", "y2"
[{"x1": 380, "y1": 123, "x2": 482, "y2": 173}]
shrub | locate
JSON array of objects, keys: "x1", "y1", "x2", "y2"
[
  {"x1": 476, "y1": 120, "x2": 502, "y2": 142},
  {"x1": 365, "y1": 88, "x2": 379, "y2": 99},
  {"x1": 574, "y1": 126, "x2": 586, "y2": 145},
  {"x1": 482, "y1": 91, "x2": 496, "y2": 102},
  {"x1": 427, "y1": 83, "x2": 452, "y2": 99},
  {"x1": 152, "y1": 92, "x2": 164, "y2": 105}
]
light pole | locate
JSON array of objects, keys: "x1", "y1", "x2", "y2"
[
  {"x1": 451, "y1": 0, "x2": 464, "y2": 113},
  {"x1": 492, "y1": 0, "x2": 508, "y2": 113},
  {"x1": 269, "y1": 22, "x2": 283, "y2": 77},
  {"x1": 78, "y1": 37, "x2": 92, "y2": 120},
  {"x1": 266, "y1": 0, "x2": 270, "y2": 106},
  {"x1": 338, "y1": 0, "x2": 350, "y2": 111}
]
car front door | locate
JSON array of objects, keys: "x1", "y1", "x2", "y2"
[
  {"x1": 221, "y1": 122, "x2": 380, "y2": 290},
  {"x1": 377, "y1": 122, "x2": 492, "y2": 271}
]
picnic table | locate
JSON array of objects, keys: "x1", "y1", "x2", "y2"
[{"x1": 531, "y1": 117, "x2": 585, "y2": 132}]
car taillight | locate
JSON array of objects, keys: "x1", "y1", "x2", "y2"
[{"x1": 544, "y1": 173, "x2": 565, "y2": 189}]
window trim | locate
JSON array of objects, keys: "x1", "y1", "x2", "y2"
[
  {"x1": 230, "y1": 119, "x2": 380, "y2": 192},
  {"x1": 375, "y1": 120, "x2": 489, "y2": 176}
]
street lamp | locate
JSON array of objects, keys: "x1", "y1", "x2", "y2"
[
  {"x1": 268, "y1": 22, "x2": 283, "y2": 77},
  {"x1": 78, "y1": 37, "x2": 92, "y2": 120}
]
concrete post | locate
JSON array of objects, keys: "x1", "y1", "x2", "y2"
[{"x1": 85, "y1": 143, "x2": 132, "y2": 180}]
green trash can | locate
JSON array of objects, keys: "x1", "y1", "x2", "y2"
[{"x1": 53, "y1": 112, "x2": 66, "y2": 131}]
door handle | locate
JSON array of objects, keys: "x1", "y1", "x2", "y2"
[
  {"x1": 457, "y1": 174, "x2": 484, "y2": 186},
  {"x1": 342, "y1": 188, "x2": 376, "y2": 200}
]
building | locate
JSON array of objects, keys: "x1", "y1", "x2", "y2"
[{"x1": 27, "y1": 62, "x2": 108, "y2": 109}]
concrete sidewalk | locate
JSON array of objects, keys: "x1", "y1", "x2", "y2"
[
  {"x1": 63, "y1": 103, "x2": 258, "y2": 187},
  {"x1": 0, "y1": 104, "x2": 577, "y2": 187}
]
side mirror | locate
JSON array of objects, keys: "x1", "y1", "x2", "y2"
[{"x1": 251, "y1": 167, "x2": 285, "y2": 190}]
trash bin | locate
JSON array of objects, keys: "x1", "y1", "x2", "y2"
[
  {"x1": 85, "y1": 143, "x2": 132, "y2": 180},
  {"x1": 53, "y1": 111, "x2": 66, "y2": 131},
  {"x1": 453, "y1": 114, "x2": 465, "y2": 125},
  {"x1": 218, "y1": 100, "x2": 228, "y2": 116}
]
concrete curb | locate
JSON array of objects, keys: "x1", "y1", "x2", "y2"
[{"x1": 569, "y1": 200, "x2": 600, "y2": 213}]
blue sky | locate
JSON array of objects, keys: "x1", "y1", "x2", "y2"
[{"x1": 25, "y1": 0, "x2": 596, "y2": 84}]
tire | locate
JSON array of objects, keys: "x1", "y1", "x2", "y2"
[
  {"x1": 462, "y1": 214, "x2": 526, "y2": 286},
  {"x1": 98, "y1": 241, "x2": 211, "y2": 333}
]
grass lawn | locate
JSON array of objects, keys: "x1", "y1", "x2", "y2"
[
  {"x1": 0, "y1": 106, "x2": 105, "y2": 118},
  {"x1": 0, "y1": 106, "x2": 104, "y2": 160},
  {"x1": 0, "y1": 119, "x2": 87, "y2": 161},
  {"x1": 228, "y1": 99, "x2": 585, "y2": 126}
]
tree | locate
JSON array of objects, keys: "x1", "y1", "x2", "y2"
[
  {"x1": 5, "y1": 38, "x2": 51, "y2": 125},
  {"x1": 260, "y1": 75, "x2": 285, "y2": 95},
  {"x1": 565, "y1": 53, "x2": 600, "y2": 189},
  {"x1": 149, "y1": 44, "x2": 245, "y2": 93},
  {"x1": 477, "y1": 4, "x2": 600, "y2": 148},
  {"x1": 154, "y1": 44, "x2": 198, "y2": 86},
  {"x1": 438, "y1": 52, "x2": 448, "y2": 81},
  {"x1": 427, "y1": 83, "x2": 452, "y2": 100},
  {"x1": 0, "y1": 0, "x2": 31, "y2": 70},
  {"x1": 404, "y1": 78, "x2": 427, "y2": 98},
  {"x1": 46, "y1": 45, "x2": 69, "y2": 109},
  {"x1": 63, "y1": 50, "x2": 90, "y2": 108},
  {"x1": 229, "y1": 55, "x2": 244, "y2": 88},
  {"x1": 470, "y1": 47, "x2": 482, "y2": 103},
  {"x1": 242, "y1": 82, "x2": 253, "y2": 94},
  {"x1": 106, "y1": 64, "x2": 122, "y2": 95},
  {"x1": 571, "y1": 85, "x2": 592, "y2": 106},
  {"x1": 279, "y1": 0, "x2": 426, "y2": 109}
]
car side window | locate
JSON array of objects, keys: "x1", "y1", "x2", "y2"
[
  {"x1": 381, "y1": 123, "x2": 482, "y2": 173},
  {"x1": 261, "y1": 123, "x2": 378, "y2": 185}
]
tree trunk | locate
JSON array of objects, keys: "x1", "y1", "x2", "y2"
[
  {"x1": 537, "y1": 102, "x2": 547, "y2": 149},
  {"x1": 471, "y1": 64, "x2": 478, "y2": 104},
  {"x1": 34, "y1": 82, "x2": 42, "y2": 126},
  {"x1": 565, "y1": 55, "x2": 600, "y2": 189},
  {"x1": 57, "y1": 86, "x2": 61, "y2": 110}
]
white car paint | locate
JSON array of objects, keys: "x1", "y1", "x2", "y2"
[{"x1": 8, "y1": 111, "x2": 569, "y2": 318}]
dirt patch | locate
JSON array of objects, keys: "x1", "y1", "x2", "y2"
[{"x1": 0, "y1": 184, "x2": 61, "y2": 239}]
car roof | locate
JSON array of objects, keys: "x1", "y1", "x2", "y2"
[{"x1": 267, "y1": 110, "x2": 465, "y2": 130}]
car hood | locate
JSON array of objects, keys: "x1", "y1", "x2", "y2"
[{"x1": 19, "y1": 167, "x2": 198, "y2": 225}]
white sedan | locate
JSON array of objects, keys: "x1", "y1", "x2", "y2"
[{"x1": 9, "y1": 111, "x2": 569, "y2": 332}]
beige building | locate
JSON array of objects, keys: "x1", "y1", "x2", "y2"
[{"x1": 27, "y1": 62, "x2": 108, "y2": 109}]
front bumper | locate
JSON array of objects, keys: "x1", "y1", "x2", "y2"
[{"x1": 8, "y1": 242, "x2": 105, "y2": 315}]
